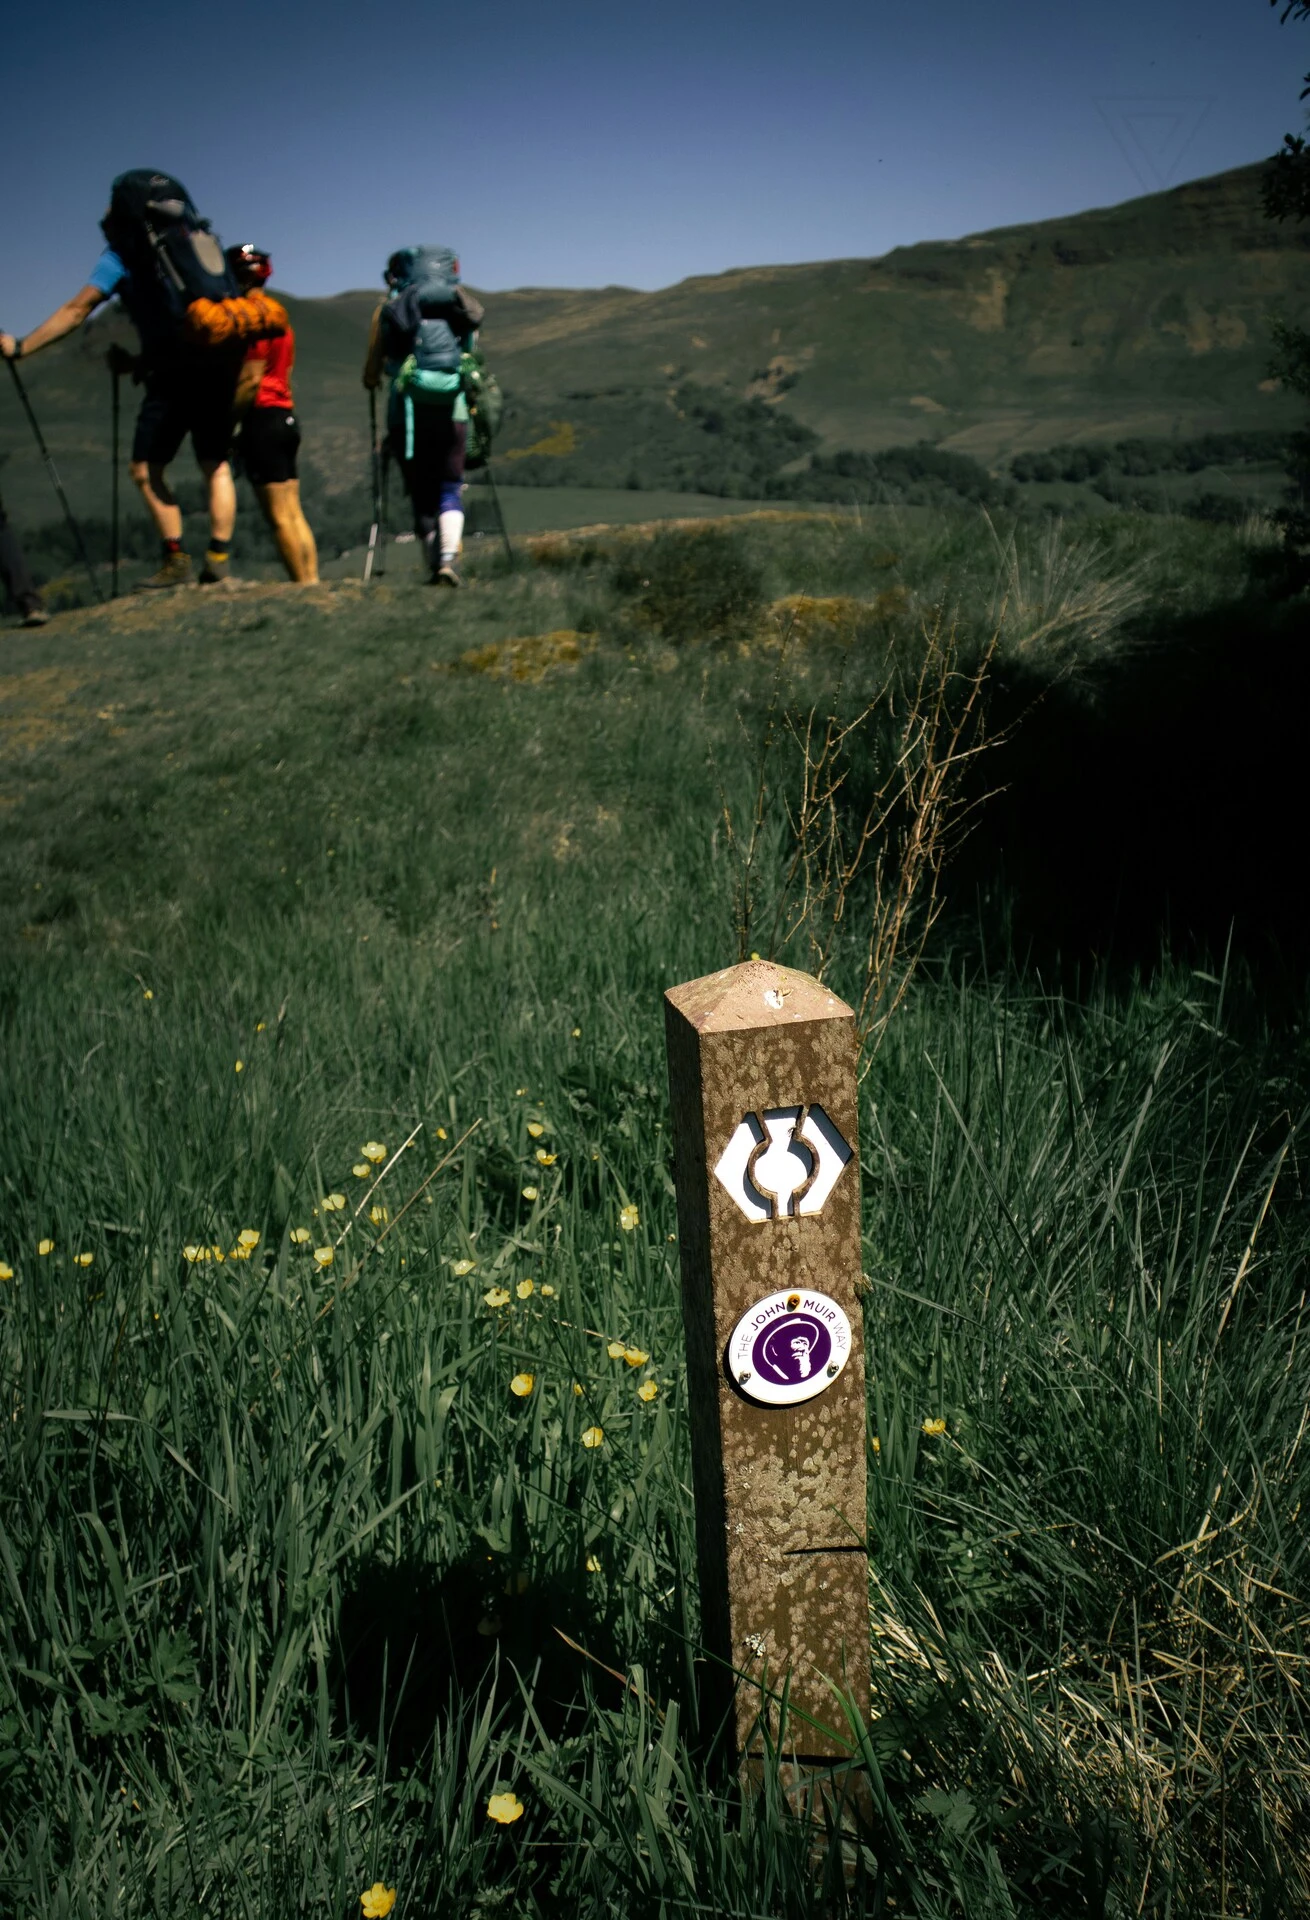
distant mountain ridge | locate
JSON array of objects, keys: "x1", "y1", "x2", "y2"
[{"x1": 3, "y1": 162, "x2": 1306, "y2": 525}]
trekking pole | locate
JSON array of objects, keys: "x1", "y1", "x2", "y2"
[
  {"x1": 6, "y1": 355, "x2": 104, "y2": 604},
  {"x1": 110, "y1": 365, "x2": 121, "y2": 599},
  {"x1": 479, "y1": 444, "x2": 514, "y2": 569},
  {"x1": 364, "y1": 389, "x2": 382, "y2": 581},
  {"x1": 376, "y1": 440, "x2": 390, "y2": 579}
]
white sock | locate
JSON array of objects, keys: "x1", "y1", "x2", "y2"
[{"x1": 437, "y1": 509, "x2": 464, "y2": 563}]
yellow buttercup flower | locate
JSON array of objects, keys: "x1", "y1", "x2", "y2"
[
  {"x1": 183, "y1": 1245, "x2": 202, "y2": 1263},
  {"x1": 75, "y1": 1252, "x2": 94, "y2": 1268},
  {"x1": 637, "y1": 1379, "x2": 659, "y2": 1402},
  {"x1": 526, "y1": 1122, "x2": 545, "y2": 1139},
  {"x1": 231, "y1": 1245, "x2": 251, "y2": 1261},
  {"x1": 452, "y1": 1258, "x2": 476, "y2": 1276},
  {"x1": 586, "y1": 1554, "x2": 602, "y2": 1572},
  {"x1": 521, "y1": 1186, "x2": 538, "y2": 1201},
  {"x1": 510, "y1": 1372, "x2": 535, "y2": 1397},
  {"x1": 516, "y1": 1278, "x2": 535, "y2": 1299},
  {"x1": 573, "y1": 1382, "x2": 583, "y2": 1396},
  {"x1": 362, "y1": 1141, "x2": 387, "y2": 1164},
  {"x1": 541, "y1": 1284, "x2": 555, "y2": 1297},
  {"x1": 353, "y1": 1162, "x2": 371, "y2": 1179},
  {"x1": 234, "y1": 1060, "x2": 244, "y2": 1074},
  {"x1": 360, "y1": 1885, "x2": 396, "y2": 1919},
  {"x1": 38, "y1": 1239, "x2": 54, "y2": 1256},
  {"x1": 436, "y1": 1125, "x2": 447, "y2": 1139},
  {"x1": 607, "y1": 1341, "x2": 625, "y2": 1360},
  {"x1": 313, "y1": 1246, "x2": 334, "y2": 1269},
  {"x1": 619, "y1": 1204, "x2": 639, "y2": 1232},
  {"x1": 289, "y1": 1227, "x2": 311, "y2": 1245},
  {"x1": 143, "y1": 988, "x2": 153, "y2": 1001},
  {"x1": 0, "y1": 1263, "x2": 13, "y2": 1282},
  {"x1": 370, "y1": 1205, "x2": 389, "y2": 1225},
  {"x1": 255, "y1": 1021, "x2": 266, "y2": 1032},
  {"x1": 486, "y1": 1791, "x2": 524, "y2": 1826},
  {"x1": 871, "y1": 1436, "x2": 881, "y2": 1453},
  {"x1": 571, "y1": 1027, "x2": 581, "y2": 1037},
  {"x1": 921, "y1": 1417, "x2": 947, "y2": 1437},
  {"x1": 237, "y1": 1229, "x2": 260, "y2": 1250},
  {"x1": 623, "y1": 1347, "x2": 649, "y2": 1368},
  {"x1": 581, "y1": 1426, "x2": 604, "y2": 1449},
  {"x1": 484, "y1": 1287, "x2": 511, "y2": 1308},
  {"x1": 535, "y1": 1149, "x2": 557, "y2": 1166},
  {"x1": 323, "y1": 1193, "x2": 346, "y2": 1212}
]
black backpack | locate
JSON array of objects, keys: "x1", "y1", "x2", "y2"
[{"x1": 101, "y1": 170, "x2": 239, "y2": 326}]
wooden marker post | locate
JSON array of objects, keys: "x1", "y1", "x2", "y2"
[{"x1": 664, "y1": 959, "x2": 869, "y2": 1765}]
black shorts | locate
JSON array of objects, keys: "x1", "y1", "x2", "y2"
[
  {"x1": 132, "y1": 354, "x2": 241, "y2": 468},
  {"x1": 240, "y1": 407, "x2": 301, "y2": 486}
]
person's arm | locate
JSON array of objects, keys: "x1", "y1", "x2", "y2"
[
  {"x1": 454, "y1": 286, "x2": 485, "y2": 331},
  {"x1": 234, "y1": 353, "x2": 267, "y2": 414},
  {"x1": 0, "y1": 284, "x2": 107, "y2": 361},
  {"x1": 361, "y1": 304, "x2": 385, "y2": 390}
]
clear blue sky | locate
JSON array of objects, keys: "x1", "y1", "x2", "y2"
[{"x1": 1, "y1": 0, "x2": 1306, "y2": 328}]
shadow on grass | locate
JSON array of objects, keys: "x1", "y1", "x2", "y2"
[
  {"x1": 960, "y1": 590, "x2": 1310, "y2": 987},
  {"x1": 331, "y1": 1547, "x2": 689, "y2": 1768}
]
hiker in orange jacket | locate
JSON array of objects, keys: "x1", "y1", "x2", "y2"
[{"x1": 228, "y1": 245, "x2": 318, "y2": 584}]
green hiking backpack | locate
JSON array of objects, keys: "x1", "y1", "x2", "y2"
[{"x1": 461, "y1": 351, "x2": 504, "y2": 471}]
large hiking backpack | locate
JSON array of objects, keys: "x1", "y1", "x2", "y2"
[
  {"x1": 102, "y1": 171, "x2": 287, "y2": 351},
  {"x1": 382, "y1": 246, "x2": 496, "y2": 460}
]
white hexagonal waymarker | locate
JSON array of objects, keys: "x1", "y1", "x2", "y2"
[{"x1": 712, "y1": 1104, "x2": 852, "y2": 1222}]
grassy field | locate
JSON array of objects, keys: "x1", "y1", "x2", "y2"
[{"x1": 2, "y1": 506, "x2": 1309, "y2": 1916}]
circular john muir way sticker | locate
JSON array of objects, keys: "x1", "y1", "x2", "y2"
[{"x1": 727, "y1": 1289, "x2": 853, "y2": 1407}]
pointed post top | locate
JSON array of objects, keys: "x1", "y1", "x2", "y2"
[{"x1": 664, "y1": 959, "x2": 853, "y2": 1035}]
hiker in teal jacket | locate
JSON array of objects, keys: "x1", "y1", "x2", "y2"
[{"x1": 362, "y1": 248, "x2": 484, "y2": 587}]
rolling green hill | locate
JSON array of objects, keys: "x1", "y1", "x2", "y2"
[{"x1": 3, "y1": 160, "x2": 1307, "y2": 544}]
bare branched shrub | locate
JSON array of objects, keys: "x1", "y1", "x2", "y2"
[{"x1": 722, "y1": 608, "x2": 999, "y2": 1053}]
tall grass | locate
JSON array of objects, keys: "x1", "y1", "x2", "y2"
[{"x1": 2, "y1": 504, "x2": 1307, "y2": 1914}]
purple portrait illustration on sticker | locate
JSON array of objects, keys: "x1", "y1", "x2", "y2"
[
  {"x1": 727, "y1": 1288, "x2": 853, "y2": 1407},
  {"x1": 755, "y1": 1313, "x2": 833, "y2": 1385}
]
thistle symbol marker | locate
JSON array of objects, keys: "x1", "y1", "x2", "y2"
[{"x1": 712, "y1": 1104, "x2": 852, "y2": 1222}]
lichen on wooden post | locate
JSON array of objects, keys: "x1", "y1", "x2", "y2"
[{"x1": 664, "y1": 958, "x2": 869, "y2": 1764}]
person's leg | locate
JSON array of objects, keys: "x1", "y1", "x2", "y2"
[
  {"x1": 248, "y1": 411, "x2": 319, "y2": 583},
  {"x1": 404, "y1": 420, "x2": 442, "y2": 570},
  {"x1": 130, "y1": 461, "x2": 183, "y2": 542},
  {"x1": 434, "y1": 419, "x2": 468, "y2": 585},
  {"x1": 131, "y1": 371, "x2": 192, "y2": 586},
  {"x1": 257, "y1": 480, "x2": 319, "y2": 583},
  {"x1": 193, "y1": 351, "x2": 241, "y2": 583},
  {"x1": 202, "y1": 460, "x2": 236, "y2": 542},
  {"x1": 0, "y1": 487, "x2": 47, "y2": 622}
]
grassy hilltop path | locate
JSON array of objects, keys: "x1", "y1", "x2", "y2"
[{"x1": 2, "y1": 515, "x2": 1309, "y2": 1914}]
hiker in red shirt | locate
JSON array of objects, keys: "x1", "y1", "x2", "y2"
[{"x1": 228, "y1": 246, "x2": 318, "y2": 583}]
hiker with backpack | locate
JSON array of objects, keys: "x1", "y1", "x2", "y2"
[
  {"x1": 362, "y1": 247, "x2": 484, "y2": 587},
  {"x1": 0, "y1": 170, "x2": 288, "y2": 590},
  {"x1": 227, "y1": 245, "x2": 319, "y2": 585}
]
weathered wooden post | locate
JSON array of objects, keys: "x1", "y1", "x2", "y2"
[{"x1": 664, "y1": 958, "x2": 869, "y2": 1768}]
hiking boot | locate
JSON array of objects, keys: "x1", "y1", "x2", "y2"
[
  {"x1": 198, "y1": 551, "x2": 232, "y2": 586},
  {"x1": 20, "y1": 597, "x2": 50, "y2": 628},
  {"x1": 432, "y1": 559, "x2": 461, "y2": 588},
  {"x1": 140, "y1": 551, "x2": 192, "y2": 590}
]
